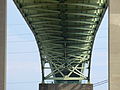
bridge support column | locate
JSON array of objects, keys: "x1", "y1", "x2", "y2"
[
  {"x1": 0, "y1": 0, "x2": 6, "y2": 90},
  {"x1": 39, "y1": 84, "x2": 93, "y2": 90}
]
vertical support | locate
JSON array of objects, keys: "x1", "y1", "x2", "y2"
[
  {"x1": 38, "y1": 46, "x2": 45, "y2": 83},
  {"x1": 0, "y1": 0, "x2": 6, "y2": 90},
  {"x1": 110, "y1": 0, "x2": 120, "y2": 90}
]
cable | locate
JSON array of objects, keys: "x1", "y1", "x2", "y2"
[
  {"x1": 8, "y1": 51, "x2": 38, "y2": 54},
  {"x1": 8, "y1": 33, "x2": 32, "y2": 36},
  {"x1": 8, "y1": 40, "x2": 35, "y2": 43},
  {"x1": 7, "y1": 23, "x2": 27, "y2": 26},
  {"x1": 8, "y1": 33, "x2": 107, "y2": 38},
  {"x1": 93, "y1": 80, "x2": 108, "y2": 87},
  {"x1": 7, "y1": 80, "x2": 108, "y2": 85},
  {"x1": 7, "y1": 81, "x2": 40, "y2": 84}
]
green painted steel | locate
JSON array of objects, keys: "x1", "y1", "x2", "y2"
[{"x1": 14, "y1": 0, "x2": 108, "y2": 84}]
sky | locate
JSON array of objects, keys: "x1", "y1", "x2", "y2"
[{"x1": 7, "y1": 0, "x2": 108, "y2": 90}]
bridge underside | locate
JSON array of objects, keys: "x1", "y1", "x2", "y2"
[{"x1": 14, "y1": 0, "x2": 108, "y2": 84}]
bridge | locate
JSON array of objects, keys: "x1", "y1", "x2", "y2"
[{"x1": 13, "y1": 0, "x2": 108, "y2": 89}]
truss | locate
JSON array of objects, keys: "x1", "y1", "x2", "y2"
[{"x1": 14, "y1": 0, "x2": 108, "y2": 84}]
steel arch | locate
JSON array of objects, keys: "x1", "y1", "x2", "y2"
[{"x1": 14, "y1": 0, "x2": 108, "y2": 84}]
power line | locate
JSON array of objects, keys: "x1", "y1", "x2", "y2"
[
  {"x1": 8, "y1": 40, "x2": 35, "y2": 43},
  {"x1": 8, "y1": 40, "x2": 107, "y2": 43},
  {"x1": 93, "y1": 80, "x2": 108, "y2": 87},
  {"x1": 8, "y1": 33, "x2": 32, "y2": 36},
  {"x1": 7, "y1": 23, "x2": 27, "y2": 26},
  {"x1": 7, "y1": 80, "x2": 108, "y2": 86},
  {"x1": 7, "y1": 33, "x2": 107, "y2": 38},
  {"x1": 8, "y1": 51, "x2": 38, "y2": 54},
  {"x1": 7, "y1": 48, "x2": 107, "y2": 55},
  {"x1": 7, "y1": 81, "x2": 40, "y2": 84},
  {"x1": 8, "y1": 34, "x2": 107, "y2": 38}
]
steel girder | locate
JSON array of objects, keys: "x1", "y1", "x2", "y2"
[{"x1": 14, "y1": 0, "x2": 108, "y2": 84}]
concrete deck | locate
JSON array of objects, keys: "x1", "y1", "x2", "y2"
[{"x1": 39, "y1": 84, "x2": 93, "y2": 90}]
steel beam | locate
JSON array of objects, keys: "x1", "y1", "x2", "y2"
[{"x1": 13, "y1": 0, "x2": 108, "y2": 84}]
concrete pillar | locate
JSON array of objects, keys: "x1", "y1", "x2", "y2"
[
  {"x1": 110, "y1": 0, "x2": 120, "y2": 90},
  {"x1": 39, "y1": 84, "x2": 93, "y2": 90},
  {"x1": 0, "y1": 0, "x2": 6, "y2": 90}
]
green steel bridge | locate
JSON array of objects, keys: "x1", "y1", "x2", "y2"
[{"x1": 14, "y1": 0, "x2": 108, "y2": 84}]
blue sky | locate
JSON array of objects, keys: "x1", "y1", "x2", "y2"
[{"x1": 7, "y1": 0, "x2": 108, "y2": 90}]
